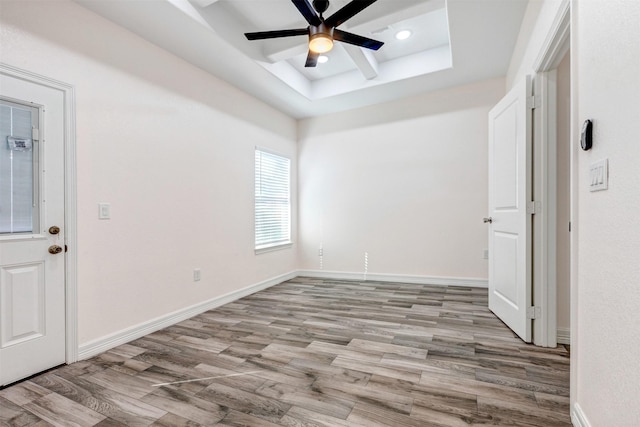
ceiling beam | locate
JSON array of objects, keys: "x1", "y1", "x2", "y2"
[
  {"x1": 264, "y1": 39, "x2": 309, "y2": 63},
  {"x1": 167, "y1": 0, "x2": 213, "y2": 30},
  {"x1": 195, "y1": 0, "x2": 266, "y2": 59},
  {"x1": 347, "y1": 0, "x2": 445, "y2": 33},
  {"x1": 343, "y1": 44, "x2": 379, "y2": 80},
  {"x1": 190, "y1": 0, "x2": 221, "y2": 8}
]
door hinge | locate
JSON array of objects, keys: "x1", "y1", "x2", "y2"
[
  {"x1": 526, "y1": 201, "x2": 541, "y2": 215},
  {"x1": 527, "y1": 95, "x2": 541, "y2": 110},
  {"x1": 32, "y1": 127, "x2": 40, "y2": 140},
  {"x1": 527, "y1": 306, "x2": 541, "y2": 319}
]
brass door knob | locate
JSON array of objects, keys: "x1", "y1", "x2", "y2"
[
  {"x1": 48, "y1": 245, "x2": 63, "y2": 254},
  {"x1": 48, "y1": 226, "x2": 61, "y2": 235}
]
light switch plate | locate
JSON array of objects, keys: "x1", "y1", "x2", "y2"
[
  {"x1": 589, "y1": 158, "x2": 608, "y2": 192},
  {"x1": 98, "y1": 202, "x2": 111, "y2": 219}
]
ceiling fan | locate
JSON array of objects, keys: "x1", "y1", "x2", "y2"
[{"x1": 244, "y1": 0, "x2": 384, "y2": 67}]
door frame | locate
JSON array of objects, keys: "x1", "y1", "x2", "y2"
[
  {"x1": 531, "y1": 0, "x2": 570, "y2": 348},
  {"x1": 0, "y1": 63, "x2": 78, "y2": 364}
]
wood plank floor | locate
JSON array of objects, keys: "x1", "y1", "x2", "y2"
[{"x1": 0, "y1": 277, "x2": 571, "y2": 426}]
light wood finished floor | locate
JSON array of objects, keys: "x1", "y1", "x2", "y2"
[{"x1": 1, "y1": 277, "x2": 571, "y2": 426}]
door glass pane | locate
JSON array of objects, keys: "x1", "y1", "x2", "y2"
[{"x1": 0, "y1": 100, "x2": 39, "y2": 234}]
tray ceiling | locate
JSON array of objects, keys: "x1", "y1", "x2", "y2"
[{"x1": 74, "y1": 0, "x2": 529, "y2": 118}]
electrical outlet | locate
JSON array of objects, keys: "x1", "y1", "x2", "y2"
[
  {"x1": 193, "y1": 268, "x2": 201, "y2": 282},
  {"x1": 483, "y1": 249, "x2": 489, "y2": 259}
]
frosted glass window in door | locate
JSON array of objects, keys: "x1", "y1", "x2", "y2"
[{"x1": 0, "y1": 100, "x2": 39, "y2": 234}]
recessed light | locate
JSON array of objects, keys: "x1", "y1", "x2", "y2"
[
  {"x1": 395, "y1": 30, "x2": 412, "y2": 40},
  {"x1": 318, "y1": 55, "x2": 329, "y2": 64}
]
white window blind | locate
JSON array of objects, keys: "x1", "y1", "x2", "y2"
[
  {"x1": 255, "y1": 149, "x2": 290, "y2": 250},
  {"x1": 0, "y1": 102, "x2": 37, "y2": 234}
]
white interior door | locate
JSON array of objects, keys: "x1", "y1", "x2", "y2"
[
  {"x1": 487, "y1": 76, "x2": 533, "y2": 342},
  {"x1": 0, "y1": 75, "x2": 66, "y2": 385}
]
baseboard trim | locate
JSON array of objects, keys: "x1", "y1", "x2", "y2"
[
  {"x1": 557, "y1": 327, "x2": 570, "y2": 345},
  {"x1": 297, "y1": 270, "x2": 488, "y2": 288},
  {"x1": 572, "y1": 403, "x2": 591, "y2": 427},
  {"x1": 78, "y1": 269, "x2": 487, "y2": 360},
  {"x1": 78, "y1": 270, "x2": 297, "y2": 360}
]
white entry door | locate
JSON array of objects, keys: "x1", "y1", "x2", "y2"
[
  {"x1": 487, "y1": 76, "x2": 533, "y2": 342},
  {"x1": 0, "y1": 74, "x2": 66, "y2": 385}
]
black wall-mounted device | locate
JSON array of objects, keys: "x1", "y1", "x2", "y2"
[{"x1": 581, "y1": 119, "x2": 593, "y2": 151}]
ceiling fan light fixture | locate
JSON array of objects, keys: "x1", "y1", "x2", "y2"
[
  {"x1": 244, "y1": 0, "x2": 383, "y2": 67},
  {"x1": 309, "y1": 33, "x2": 334, "y2": 53},
  {"x1": 395, "y1": 30, "x2": 412, "y2": 40}
]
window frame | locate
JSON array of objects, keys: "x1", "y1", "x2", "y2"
[
  {"x1": 0, "y1": 97, "x2": 41, "y2": 235},
  {"x1": 254, "y1": 147, "x2": 292, "y2": 253}
]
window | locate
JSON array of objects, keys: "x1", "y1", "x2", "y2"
[
  {"x1": 255, "y1": 149, "x2": 291, "y2": 251},
  {"x1": 0, "y1": 100, "x2": 39, "y2": 234}
]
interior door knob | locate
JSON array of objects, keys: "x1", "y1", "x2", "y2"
[
  {"x1": 483, "y1": 217, "x2": 493, "y2": 224},
  {"x1": 48, "y1": 245, "x2": 63, "y2": 254}
]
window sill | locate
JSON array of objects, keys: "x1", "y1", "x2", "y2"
[{"x1": 255, "y1": 242, "x2": 293, "y2": 255}]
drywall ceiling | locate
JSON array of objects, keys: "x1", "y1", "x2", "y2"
[{"x1": 74, "y1": 0, "x2": 528, "y2": 118}]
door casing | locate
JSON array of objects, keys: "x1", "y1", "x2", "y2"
[{"x1": 531, "y1": 1, "x2": 570, "y2": 348}]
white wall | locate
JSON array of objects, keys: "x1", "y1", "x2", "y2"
[
  {"x1": 298, "y1": 78, "x2": 505, "y2": 280},
  {"x1": 0, "y1": 0, "x2": 298, "y2": 345},
  {"x1": 573, "y1": 0, "x2": 640, "y2": 425},
  {"x1": 506, "y1": 0, "x2": 563, "y2": 88}
]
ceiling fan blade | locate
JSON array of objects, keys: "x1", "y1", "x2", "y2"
[
  {"x1": 292, "y1": 0, "x2": 322, "y2": 26},
  {"x1": 334, "y1": 29, "x2": 383, "y2": 50},
  {"x1": 325, "y1": 0, "x2": 377, "y2": 28},
  {"x1": 245, "y1": 28, "x2": 308, "y2": 40},
  {"x1": 305, "y1": 50, "x2": 319, "y2": 67}
]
